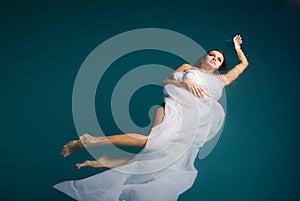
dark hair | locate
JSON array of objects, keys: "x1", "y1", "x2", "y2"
[{"x1": 207, "y1": 49, "x2": 227, "y2": 71}]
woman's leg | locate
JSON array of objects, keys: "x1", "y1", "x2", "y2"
[
  {"x1": 150, "y1": 104, "x2": 165, "y2": 130},
  {"x1": 61, "y1": 133, "x2": 147, "y2": 157},
  {"x1": 65, "y1": 105, "x2": 166, "y2": 168},
  {"x1": 61, "y1": 105, "x2": 165, "y2": 158},
  {"x1": 75, "y1": 154, "x2": 135, "y2": 169}
]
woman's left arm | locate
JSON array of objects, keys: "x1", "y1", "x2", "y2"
[{"x1": 220, "y1": 35, "x2": 249, "y2": 86}]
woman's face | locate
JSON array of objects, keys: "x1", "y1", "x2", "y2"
[{"x1": 201, "y1": 50, "x2": 224, "y2": 70}]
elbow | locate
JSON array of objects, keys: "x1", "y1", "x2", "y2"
[
  {"x1": 243, "y1": 58, "x2": 249, "y2": 66},
  {"x1": 161, "y1": 79, "x2": 168, "y2": 86},
  {"x1": 241, "y1": 60, "x2": 249, "y2": 68},
  {"x1": 238, "y1": 57, "x2": 249, "y2": 67}
]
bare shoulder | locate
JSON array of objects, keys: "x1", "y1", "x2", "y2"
[
  {"x1": 182, "y1": 63, "x2": 195, "y2": 69},
  {"x1": 175, "y1": 63, "x2": 195, "y2": 72}
]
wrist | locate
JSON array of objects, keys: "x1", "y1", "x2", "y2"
[
  {"x1": 170, "y1": 79, "x2": 181, "y2": 86},
  {"x1": 179, "y1": 80, "x2": 186, "y2": 87},
  {"x1": 234, "y1": 45, "x2": 241, "y2": 50}
]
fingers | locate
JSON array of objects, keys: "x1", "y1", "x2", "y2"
[
  {"x1": 199, "y1": 88, "x2": 210, "y2": 98},
  {"x1": 233, "y1": 34, "x2": 243, "y2": 45},
  {"x1": 182, "y1": 80, "x2": 210, "y2": 98},
  {"x1": 191, "y1": 87, "x2": 202, "y2": 98},
  {"x1": 190, "y1": 86, "x2": 210, "y2": 98}
]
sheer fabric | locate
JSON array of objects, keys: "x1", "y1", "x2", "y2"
[{"x1": 54, "y1": 70, "x2": 225, "y2": 201}]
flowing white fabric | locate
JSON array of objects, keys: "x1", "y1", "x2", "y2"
[{"x1": 54, "y1": 70, "x2": 225, "y2": 201}]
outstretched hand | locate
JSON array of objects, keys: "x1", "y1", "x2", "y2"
[{"x1": 233, "y1": 34, "x2": 243, "y2": 49}]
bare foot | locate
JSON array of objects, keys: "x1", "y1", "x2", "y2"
[
  {"x1": 61, "y1": 138, "x2": 84, "y2": 157},
  {"x1": 76, "y1": 154, "x2": 135, "y2": 169},
  {"x1": 76, "y1": 155, "x2": 111, "y2": 169},
  {"x1": 61, "y1": 133, "x2": 106, "y2": 157}
]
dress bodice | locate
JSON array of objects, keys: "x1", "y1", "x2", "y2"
[{"x1": 173, "y1": 70, "x2": 223, "y2": 100}]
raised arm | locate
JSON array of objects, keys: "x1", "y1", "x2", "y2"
[{"x1": 220, "y1": 35, "x2": 249, "y2": 86}]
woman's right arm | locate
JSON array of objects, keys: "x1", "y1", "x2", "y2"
[
  {"x1": 161, "y1": 64, "x2": 208, "y2": 98},
  {"x1": 161, "y1": 63, "x2": 192, "y2": 87}
]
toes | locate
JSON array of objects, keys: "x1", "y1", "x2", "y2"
[
  {"x1": 76, "y1": 163, "x2": 81, "y2": 169},
  {"x1": 62, "y1": 151, "x2": 70, "y2": 158},
  {"x1": 60, "y1": 139, "x2": 84, "y2": 157},
  {"x1": 75, "y1": 160, "x2": 106, "y2": 169},
  {"x1": 62, "y1": 142, "x2": 75, "y2": 150},
  {"x1": 61, "y1": 148, "x2": 68, "y2": 157},
  {"x1": 76, "y1": 160, "x2": 90, "y2": 169},
  {"x1": 75, "y1": 163, "x2": 82, "y2": 169}
]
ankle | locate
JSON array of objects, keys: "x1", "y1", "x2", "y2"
[{"x1": 95, "y1": 136, "x2": 108, "y2": 145}]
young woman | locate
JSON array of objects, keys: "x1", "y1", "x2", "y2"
[{"x1": 54, "y1": 35, "x2": 249, "y2": 201}]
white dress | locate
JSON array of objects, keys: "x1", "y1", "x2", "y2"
[{"x1": 54, "y1": 70, "x2": 225, "y2": 201}]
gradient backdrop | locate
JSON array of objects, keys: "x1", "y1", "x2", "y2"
[{"x1": 1, "y1": 0, "x2": 299, "y2": 201}]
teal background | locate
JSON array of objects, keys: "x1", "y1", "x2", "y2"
[{"x1": 1, "y1": 0, "x2": 299, "y2": 201}]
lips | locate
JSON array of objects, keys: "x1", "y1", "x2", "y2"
[{"x1": 210, "y1": 60, "x2": 216, "y2": 65}]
